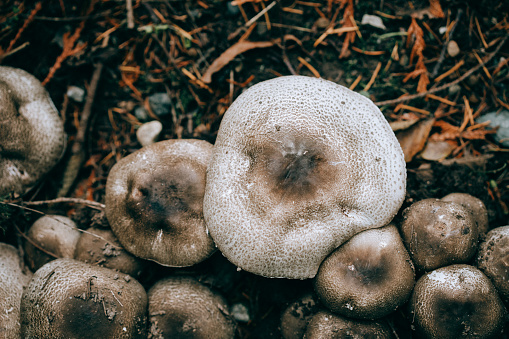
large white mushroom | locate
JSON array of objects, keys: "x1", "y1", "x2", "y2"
[
  {"x1": 0, "y1": 66, "x2": 65, "y2": 196},
  {"x1": 204, "y1": 76, "x2": 406, "y2": 279}
]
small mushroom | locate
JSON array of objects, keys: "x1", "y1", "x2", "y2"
[
  {"x1": 476, "y1": 225, "x2": 509, "y2": 304},
  {"x1": 105, "y1": 139, "x2": 215, "y2": 267},
  {"x1": 20, "y1": 258, "x2": 147, "y2": 338},
  {"x1": 314, "y1": 224, "x2": 415, "y2": 319},
  {"x1": 441, "y1": 193, "x2": 489, "y2": 234},
  {"x1": 303, "y1": 310, "x2": 394, "y2": 339},
  {"x1": 409, "y1": 264, "x2": 507, "y2": 338},
  {"x1": 24, "y1": 215, "x2": 81, "y2": 271},
  {"x1": 204, "y1": 75, "x2": 406, "y2": 279},
  {"x1": 0, "y1": 243, "x2": 32, "y2": 338},
  {"x1": 280, "y1": 294, "x2": 320, "y2": 339},
  {"x1": 147, "y1": 276, "x2": 236, "y2": 338},
  {"x1": 400, "y1": 199, "x2": 478, "y2": 271},
  {"x1": 74, "y1": 227, "x2": 145, "y2": 278},
  {"x1": 0, "y1": 66, "x2": 66, "y2": 196}
]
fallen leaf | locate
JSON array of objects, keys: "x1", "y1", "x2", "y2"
[
  {"x1": 390, "y1": 119, "x2": 420, "y2": 132},
  {"x1": 430, "y1": 120, "x2": 496, "y2": 141},
  {"x1": 396, "y1": 118, "x2": 435, "y2": 162},
  {"x1": 420, "y1": 140, "x2": 457, "y2": 161}
]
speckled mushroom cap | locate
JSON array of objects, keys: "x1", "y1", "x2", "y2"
[
  {"x1": 476, "y1": 225, "x2": 509, "y2": 303},
  {"x1": 441, "y1": 193, "x2": 489, "y2": 234},
  {"x1": 0, "y1": 243, "x2": 32, "y2": 339},
  {"x1": 314, "y1": 224, "x2": 415, "y2": 319},
  {"x1": 0, "y1": 66, "x2": 65, "y2": 196},
  {"x1": 204, "y1": 76, "x2": 406, "y2": 279},
  {"x1": 409, "y1": 264, "x2": 507, "y2": 338},
  {"x1": 106, "y1": 139, "x2": 215, "y2": 267},
  {"x1": 147, "y1": 276, "x2": 236, "y2": 338},
  {"x1": 20, "y1": 258, "x2": 147, "y2": 338}
]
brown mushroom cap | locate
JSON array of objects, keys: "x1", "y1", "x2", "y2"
[
  {"x1": 0, "y1": 66, "x2": 65, "y2": 196},
  {"x1": 441, "y1": 193, "x2": 489, "y2": 234},
  {"x1": 314, "y1": 224, "x2": 415, "y2": 319},
  {"x1": 20, "y1": 258, "x2": 147, "y2": 338},
  {"x1": 204, "y1": 75, "x2": 406, "y2": 279},
  {"x1": 105, "y1": 139, "x2": 215, "y2": 267},
  {"x1": 148, "y1": 276, "x2": 236, "y2": 338},
  {"x1": 303, "y1": 310, "x2": 394, "y2": 339},
  {"x1": 24, "y1": 215, "x2": 81, "y2": 271},
  {"x1": 409, "y1": 264, "x2": 507, "y2": 338},
  {"x1": 0, "y1": 243, "x2": 32, "y2": 338},
  {"x1": 476, "y1": 225, "x2": 509, "y2": 303},
  {"x1": 74, "y1": 227, "x2": 145, "y2": 278},
  {"x1": 400, "y1": 199, "x2": 478, "y2": 271},
  {"x1": 280, "y1": 294, "x2": 320, "y2": 339}
]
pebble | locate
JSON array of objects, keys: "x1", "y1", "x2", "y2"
[
  {"x1": 231, "y1": 303, "x2": 250, "y2": 323},
  {"x1": 447, "y1": 40, "x2": 460, "y2": 57},
  {"x1": 67, "y1": 86, "x2": 85, "y2": 102},
  {"x1": 148, "y1": 93, "x2": 172, "y2": 117},
  {"x1": 448, "y1": 84, "x2": 462, "y2": 96},
  {"x1": 361, "y1": 14, "x2": 386, "y2": 30},
  {"x1": 136, "y1": 120, "x2": 163, "y2": 146},
  {"x1": 476, "y1": 110, "x2": 509, "y2": 147},
  {"x1": 134, "y1": 106, "x2": 149, "y2": 121}
]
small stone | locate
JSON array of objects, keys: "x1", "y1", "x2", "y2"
[
  {"x1": 136, "y1": 120, "x2": 163, "y2": 147},
  {"x1": 476, "y1": 110, "x2": 509, "y2": 147},
  {"x1": 148, "y1": 93, "x2": 172, "y2": 117},
  {"x1": 67, "y1": 86, "x2": 85, "y2": 102},
  {"x1": 231, "y1": 303, "x2": 250, "y2": 323},
  {"x1": 134, "y1": 106, "x2": 149, "y2": 121},
  {"x1": 315, "y1": 17, "x2": 330, "y2": 29},
  {"x1": 361, "y1": 14, "x2": 386, "y2": 30},
  {"x1": 468, "y1": 74, "x2": 480, "y2": 86},
  {"x1": 448, "y1": 84, "x2": 462, "y2": 96},
  {"x1": 439, "y1": 26, "x2": 447, "y2": 34},
  {"x1": 447, "y1": 40, "x2": 460, "y2": 57}
]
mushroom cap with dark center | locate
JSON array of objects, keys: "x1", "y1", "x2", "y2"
[
  {"x1": 476, "y1": 225, "x2": 509, "y2": 304},
  {"x1": 105, "y1": 139, "x2": 215, "y2": 267},
  {"x1": 400, "y1": 199, "x2": 478, "y2": 271},
  {"x1": 409, "y1": 264, "x2": 507, "y2": 338},
  {"x1": 20, "y1": 258, "x2": 147, "y2": 338},
  {"x1": 442, "y1": 193, "x2": 489, "y2": 234},
  {"x1": 204, "y1": 75, "x2": 406, "y2": 279},
  {"x1": 0, "y1": 66, "x2": 65, "y2": 196},
  {"x1": 314, "y1": 224, "x2": 415, "y2": 319},
  {"x1": 148, "y1": 276, "x2": 236, "y2": 338}
]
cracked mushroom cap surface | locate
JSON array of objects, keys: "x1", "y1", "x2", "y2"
[
  {"x1": 441, "y1": 193, "x2": 489, "y2": 234},
  {"x1": 0, "y1": 66, "x2": 65, "y2": 196},
  {"x1": 204, "y1": 76, "x2": 406, "y2": 279},
  {"x1": 105, "y1": 139, "x2": 215, "y2": 267},
  {"x1": 20, "y1": 258, "x2": 147, "y2": 338}
]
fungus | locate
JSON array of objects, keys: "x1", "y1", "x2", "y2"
[
  {"x1": 24, "y1": 215, "x2": 81, "y2": 271},
  {"x1": 0, "y1": 66, "x2": 65, "y2": 196},
  {"x1": 280, "y1": 294, "x2": 320, "y2": 339},
  {"x1": 20, "y1": 258, "x2": 147, "y2": 338},
  {"x1": 314, "y1": 224, "x2": 415, "y2": 319},
  {"x1": 0, "y1": 243, "x2": 32, "y2": 338},
  {"x1": 400, "y1": 199, "x2": 478, "y2": 271},
  {"x1": 441, "y1": 193, "x2": 489, "y2": 234},
  {"x1": 147, "y1": 276, "x2": 236, "y2": 338},
  {"x1": 105, "y1": 139, "x2": 215, "y2": 267},
  {"x1": 409, "y1": 264, "x2": 506, "y2": 338},
  {"x1": 476, "y1": 225, "x2": 509, "y2": 304},
  {"x1": 204, "y1": 76, "x2": 406, "y2": 279}
]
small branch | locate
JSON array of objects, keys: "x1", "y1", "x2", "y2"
[
  {"x1": 431, "y1": 9, "x2": 462, "y2": 78},
  {"x1": 12, "y1": 197, "x2": 105, "y2": 210},
  {"x1": 375, "y1": 35, "x2": 507, "y2": 107}
]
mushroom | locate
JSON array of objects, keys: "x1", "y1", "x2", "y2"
[
  {"x1": 74, "y1": 227, "x2": 145, "y2": 278},
  {"x1": 280, "y1": 294, "x2": 320, "y2": 339},
  {"x1": 409, "y1": 264, "x2": 507, "y2": 338},
  {"x1": 400, "y1": 198, "x2": 478, "y2": 271},
  {"x1": 0, "y1": 66, "x2": 66, "y2": 196},
  {"x1": 204, "y1": 75, "x2": 406, "y2": 279},
  {"x1": 105, "y1": 139, "x2": 215, "y2": 267},
  {"x1": 147, "y1": 276, "x2": 236, "y2": 338},
  {"x1": 20, "y1": 258, "x2": 147, "y2": 338},
  {"x1": 476, "y1": 225, "x2": 509, "y2": 304},
  {"x1": 24, "y1": 214, "x2": 81, "y2": 271},
  {"x1": 0, "y1": 243, "x2": 32, "y2": 338},
  {"x1": 441, "y1": 193, "x2": 489, "y2": 234},
  {"x1": 303, "y1": 310, "x2": 394, "y2": 339},
  {"x1": 314, "y1": 224, "x2": 415, "y2": 319}
]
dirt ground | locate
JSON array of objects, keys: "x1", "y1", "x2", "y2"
[{"x1": 1, "y1": 0, "x2": 508, "y2": 337}]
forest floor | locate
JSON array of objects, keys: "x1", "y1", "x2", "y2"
[{"x1": 0, "y1": 0, "x2": 508, "y2": 337}]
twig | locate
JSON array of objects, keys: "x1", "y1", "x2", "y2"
[
  {"x1": 13, "y1": 197, "x2": 105, "y2": 210},
  {"x1": 126, "y1": 0, "x2": 134, "y2": 29},
  {"x1": 6, "y1": 2, "x2": 42, "y2": 53},
  {"x1": 375, "y1": 35, "x2": 507, "y2": 107},
  {"x1": 431, "y1": 9, "x2": 462, "y2": 78},
  {"x1": 0, "y1": 42, "x2": 30, "y2": 62}
]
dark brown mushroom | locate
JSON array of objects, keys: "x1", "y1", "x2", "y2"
[
  {"x1": 442, "y1": 193, "x2": 489, "y2": 234},
  {"x1": 280, "y1": 294, "x2": 320, "y2": 339}
]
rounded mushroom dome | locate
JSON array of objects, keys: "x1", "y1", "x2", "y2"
[
  {"x1": 204, "y1": 75, "x2": 406, "y2": 279},
  {"x1": 105, "y1": 139, "x2": 215, "y2": 267},
  {"x1": 0, "y1": 66, "x2": 66, "y2": 196}
]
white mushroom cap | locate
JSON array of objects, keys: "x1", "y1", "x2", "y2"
[
  {"x1": 204, "y1": 76, "x2": 406, "y2": 279},
  {"x1": 0, "y1": 66, "x2": 65, "y2": 196}
]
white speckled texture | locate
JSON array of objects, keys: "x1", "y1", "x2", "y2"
[
  {"x1": 0, "y1": 243, "x2": 32, "y2": 339},
  {"x1": 0, "y1": 66, "x2": 66, "y2": 196},
  {"x1": 204, "y1": 76, "x2": 406, "y2": 279}
]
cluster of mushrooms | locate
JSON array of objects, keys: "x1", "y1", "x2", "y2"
[{"x1": 1, "y1": 67, "x2": 508, "y2": 338}]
